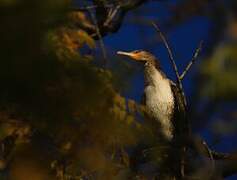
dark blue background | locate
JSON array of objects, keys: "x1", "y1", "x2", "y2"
[{"x1": 95, "y1": 1, "x2": 236, "y2": 179}]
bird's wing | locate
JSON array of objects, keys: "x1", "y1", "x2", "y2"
[
  {"x1": 170, "y1": 81, "x2": 188, "y2": 139},
  {"x1": 141, "y1": 92, "x2": 146, "y2": 105}
]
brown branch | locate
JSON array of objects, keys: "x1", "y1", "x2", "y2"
[
  {"x1": 201, "y1": 140, "x2": 215, "y2": 174},
  {"x1": 180, "y1": 41, "x2": 203, "y2": 80},
  {"x1": 88, "y1": 9, "x2": 108, "y2": 66},
  {"x1": 191, "y1": 137, "x2": 229, "y2": 160},
  {"x1": 191, "y1": 137, "x2": 237, "y2": 178},
  {"x1": 211, "y1": 151, "x2": 230, "y2": 160},
  {"x1": 104, "y1": 5, "x2": 121, "y2": 27},
  {"x1": 69, "y1": 4, "x2": 114, "y2": 11},
  {"x1": 70, "y1": 1, "x2": 163, "y2": 39},
  {"x1": 152, "y1": 22, "x2": 189, "y2": 179}
]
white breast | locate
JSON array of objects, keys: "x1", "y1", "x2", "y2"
[{"x1": 144, "y1": 65, "x2": 174, "y2": 140}]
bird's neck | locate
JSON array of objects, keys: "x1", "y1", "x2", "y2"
[
  {"x1": 144, "y1": 62, "x2": 167, "y2": 86},
  {"x1": 143, "y1": 61, "x2": 175, "y2": 141}
]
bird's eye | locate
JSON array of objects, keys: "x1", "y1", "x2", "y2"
[{"x1": 133, "y1": 50, "x2": 141, "y2": 53}]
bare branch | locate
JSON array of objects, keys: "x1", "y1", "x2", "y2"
[
  {"x1": 104, "y1": 5, "x2": 121, "y2": 27},
  {"x1": 202, "y1": 140, "x2": 215, "y2": 174},
  {"x1": 180, "y1": 41, "x2": 203, "y2": 80},
  {"x1": 70, "y1": 1, "x2": 158, "y2": 39},
  {"x1": 69, "y1": 4, "x2": 114, "y2": 11},
  {"x1": 190, "y1": 137, "x2": 237, "y2": 178},
  {"x1": 211, "y1": 151, "x2": 230, "y2": 160},
  {"x1": 88, "y1": 9, "x2": 108, "y2": 66},
  {"x1": 151, "y1": 22, "x2": 187, "y2": 106},
  {"x1": 191, "y1": 137, "x2": 230, "y2": 161},
  {"x1": 152, "y1": 22, "x2": 190, "y2": 179}
]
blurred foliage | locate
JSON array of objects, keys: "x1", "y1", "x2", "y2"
[
  {"x1": 0, "y1": 1, "x2": 151, "y2": 179},
  {"x1": 0, "y1": 0, "x2": 237, "y2": 179},
  {"x1": 201, "y1": 44, "x2": 237, "y2": 101}
]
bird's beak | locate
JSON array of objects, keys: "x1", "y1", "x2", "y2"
[
  {"x1": 117, "y1": 51, "x2": 139, "y2": 60},
  {"x1": 117, "y1": 51, "x2": 133, "y2": 56}
]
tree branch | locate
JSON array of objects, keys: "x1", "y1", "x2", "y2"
[
  {"x1": 201, "y1": 140, "x2": 215, "y2": 175},
  {"x1": 191, "y1": 137, "x2": 229, "y2": 160},
  {"x1": 88, "y1": 8, "x2": 108, "y2": 66},
  {"x1": 180, "y1": 41, "x2": 203, "y2": 80},
  {"x1": 69, "y1": 4, "x2": 114, "y2": 11},
  {"x1": 151, "y1": 22, "x2": 187, "y2": 107},
  {"x1": 191, "y1": 137, "x2": 237, "y2": 178},
  {"x1": 70, "y1": 1, "x2": 161, "y2": 39},
  {"x1": 152, "y1": 21, "x2": 190, "y2": 179}
]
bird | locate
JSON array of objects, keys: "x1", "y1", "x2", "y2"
[
  {"x1": 117, "y1": 50, "x2": 186, "y2": 141},
  {"x1": 117, "y1": 50, "x2": 187, "y2": 178}
]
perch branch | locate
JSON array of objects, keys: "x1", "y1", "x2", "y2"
[{"x1": 152, "y1": 21, "x2": 189, "y2": 179}]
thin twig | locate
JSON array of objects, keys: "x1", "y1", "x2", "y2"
[
  {"x1": 191, "y1": 136, "x2": 230, "y2": 160},
  {"x1": 151, "y1": 22, "x2": 187, "y2": 106},
  {"x1": 211, "y1": 150, "x2": 230, "y2": 160},
  {"x1": 180, "y1": 41, "x2": 203, "y2": 80},
  {"x1": 181, "y1": 146, "x2": 186, "y2": 177},
  {"x1": 88, "y1": 9, "x2": 108, "y2": 66},
  {"x1": 70, "y1": 4, "x2": 114, "y2": 11},
  {"x1": 104, "y1": 5, "x2": 121, "y2": 26},
  {"x1": 152, "y1": 22, "x2": 189, "y2": 179},
  {"x1": 202, "y1": 140, "x2": 215, "y2": 174}
]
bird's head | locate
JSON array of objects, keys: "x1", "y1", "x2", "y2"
[{"x1": 117, "y1": 50, "x2": 157, "y2": 65}]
